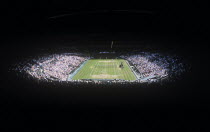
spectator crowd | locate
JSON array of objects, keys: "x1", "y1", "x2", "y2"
[
  {"x1": 121, "y1": 52, "x2": 187, "y2": 82},
  {"x1": 25, "y1": 53, "x2": 89, "y2": 81},
  {"x1": 12, "y1": 51, "x2": 188, "y2": 84}
]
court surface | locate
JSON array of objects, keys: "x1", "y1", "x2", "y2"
[{"x1": 72, "y1": 59, "x2": 137, "y2": 81}]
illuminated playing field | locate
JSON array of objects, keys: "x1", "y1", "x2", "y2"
[{"x1": 72, "y1": 59, "x2": 137, "y2": 81}]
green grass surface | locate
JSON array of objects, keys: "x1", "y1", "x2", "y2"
[{"x1": 72, "y1": 59, "x2": 136, "y2": 80}]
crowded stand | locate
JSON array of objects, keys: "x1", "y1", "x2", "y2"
[
  {"x1": 11, "y1": 49, "x2": 188, "y2": 85},
  {"x1": 24, "y1": 53, "x2": 89, "y2": 81},
  {"x1": 122, "y1": 54, "x2": 167, "y2": 80},
  {"x1": 120, "y1": 52, "x2": 186, "y2": 82}
]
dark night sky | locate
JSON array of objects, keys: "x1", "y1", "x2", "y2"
[{"x1": 1, "y1": 0, "x2": 208, "y2": 35}]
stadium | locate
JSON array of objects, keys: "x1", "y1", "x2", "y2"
[
  {"x1": 12, "y1": 40, "x2": 188, "y2": 85},
  {"x1": 2, "y1": 1, "x2": 207, "y2": 131},
  {"x1": 8, "y1": 9, "x2": 189, "y2": 85}
]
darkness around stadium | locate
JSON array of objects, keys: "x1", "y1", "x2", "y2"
[{"x1": 1, "y1": 0, "x2": 209, "y2": 131}]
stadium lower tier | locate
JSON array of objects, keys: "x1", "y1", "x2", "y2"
[{"x1": 14, "y1": 52, "x2": 187, "y2": 83}]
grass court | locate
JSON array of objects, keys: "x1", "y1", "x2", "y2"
[{"x1": 72, "y1": 59, "x2": 137, "y2": 81}]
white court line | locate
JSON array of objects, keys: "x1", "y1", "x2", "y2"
[
  {"x1": 124, "y1": 62, "x2": 131, "y2": 80},
  {"x1": 105, "y1": 61, "x2": 107, "y2": 74},
  {"x1": 122, "y1": 60, "x2": 129, "y2": 80},
  {"x1": 105, "y1": 63, "x2": 109, "y2": 74},
  {"x1": 116, "y1": 61, "x2": 121, "y2": 78},
  {"x1": 89, "y1": 61, "x2": 97, "y2": 76},
  {"x1": 90, "y1": 61, "x2": 99, "y2": 76},
  {"x1": 105, "y1": 62, "x2": 107, "y2": 74},
  {"x1": 113, "y1": 60, "x2": 117, "y2": 76},
  {"x1": 125, "y1": 60, "x2": 138, "y2": 80}
]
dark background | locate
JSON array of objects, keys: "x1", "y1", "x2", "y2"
[{"x1": 1, "y1": 0, "x2": 209, "y2": 131}]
